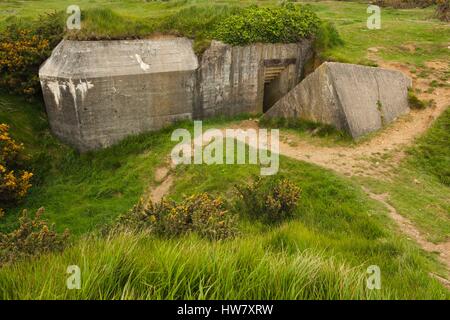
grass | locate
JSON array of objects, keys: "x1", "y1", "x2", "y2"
[
  {"x1": 0, "y1": 93, "x2": 49, "y2": 154},
  {"x1": 1, "y1": 93, "x2": 449, "y2": 298},
  {"x1": 260, "y1": 116, "x2": 354, "y2": 147},
  {"x1": 409, "y1": 106, "x2": 450, "y2": 186},
  {"x1": 0, "y1": 232, "x2": 377, "y2": 300},
  {"x1": 0, "y1": 186, "x2": 448, "y2": 299},
  {"x1": 357, "y1": 167, "x2": 450, "y2": 244},
  {"x1": 0, "y1": 94, "x2": 256, "y2": 236},
  {"x1": 310, "y1": 2, "x2": 450, "y2": 66},
  {"x1": 408, "y1": 88, "x2": 428, "y2": 109}
]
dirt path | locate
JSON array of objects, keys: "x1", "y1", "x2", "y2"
[
  {"x1": 237, "y1": 88, "x2": 448, "y2": 178},
  {"x1": 276, "y1": 93, "x2": 447, "y2": 178},
  {"x1": 236, "y1": 60, "x2": 449, "y2": 179},
  {"x1": 147, "y1": 159, "x2": 176, "y2": 203}
]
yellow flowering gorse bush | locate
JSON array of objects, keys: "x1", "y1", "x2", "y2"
[
  {"x1": 0, "y1": 208, "x2": 69, "y2": 266},
  {"x1": 236, "y1": 176, "x2": 301, "y2": 224},
  {"x1": 0, "y1": 124, "x2": 33, "y2": 214},
  {"x1": 118, "y1": 193, "x2": 237, "y2": 240},
  {"x1": 0, "y1": 12, "x2": 64, "y2": 97},
  {"x1": 0, "y1": 29, "x2": 51, "y2": 96}
]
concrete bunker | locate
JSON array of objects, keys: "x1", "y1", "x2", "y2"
[
  {"x1": 40, "y1": 38, "x2": 313, "y2": 151},
  {"x1": 198, "y1": 40, "x2": 313, "y2": 118},
  {"x1": 40, "y1": 38, "x2": 411, "y2": 151}
]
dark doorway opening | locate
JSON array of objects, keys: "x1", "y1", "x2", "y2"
[
  {"x1": 263, "y1": 81, "x2": 278, "y2": 112},
  {"x1": 262, "y1": 65, "x2": 292, "y2": 113}
]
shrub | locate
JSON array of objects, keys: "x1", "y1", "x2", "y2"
[
  {"x1": 235, "y1": 176, "x2": 301, "y2": 224},
  {"x1": 408, "y1": 89, "x2": 427, "y2": 109},
  {"x1": 0, "y1": 208, "x2": 69, "y2": 266},
  {"x1": 0, "y1": 124, "x2": 33, "y2": 213},
  {"x1": 436, "y1": 0, "x2": 449, "y2": 21},
  {"x1": 315, "y1": 21, "x2": 344, "y2": 51},
  {"x1": 118, "y1": 193, "x2": 237, "y2": 240},
  {"x1": 0, "y1": 12, "x2": 64, "y2": 98},
  {"x1": 214, "y1": 5, "x2": 321, "y2": 46},
  {"x1": 188, "y1": 193, "x2": 236, "y2": 240}
]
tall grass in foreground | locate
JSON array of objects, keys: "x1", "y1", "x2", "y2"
[{"x1": 0, "y1": 231, "x2": 375, "y2": 300}]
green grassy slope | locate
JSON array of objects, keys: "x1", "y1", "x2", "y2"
[
  {"x1": 0, "y1": 94, "x2": 182, "y2": 235},
  {"x1": 313, "y1": 2, "x2": 450, "y2": 65},
  {"x1": 1, "y1": 94, "x2": 449, "y2": 298},
  {"x1": 1, "y1": 155, "x2": 449, "y2": 299},
  {"x1": 409, "y1": 107, "x2": 450, "y2": 186}
]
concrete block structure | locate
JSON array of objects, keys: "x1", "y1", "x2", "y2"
[
  {"x1": 264, "y1": 62, "x2": 412, "y2": 138},
  {"x1": 40, "y1": 38, "x2": 199, "y2": 151}
]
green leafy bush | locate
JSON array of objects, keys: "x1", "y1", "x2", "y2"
[
  {"x1": 235, "y1": 176, "x2": 301, "y2": 224},
  {"x1": 214, "y1": 5, "x2": 321, "y2": 46},
  {"x1": 0, "y1": 12, "x2": 64, "y2": 98},
  {"x1": 0, "y1": 208, "x2": 69, "y2": 266},
  {"x1": 118, "y1": 193, "x2": 237, "y2": 240}
]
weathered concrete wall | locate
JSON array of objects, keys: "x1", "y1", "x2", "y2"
[
  {"x1": 264, "y1": 62, "x2": 412, "y2": 138},
  {"x1": 199, "y1": 40, "x2": 313, "y2": 117},
  {"x1": 40, "y1": 38, "x2": 198, "y2": 151}
]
